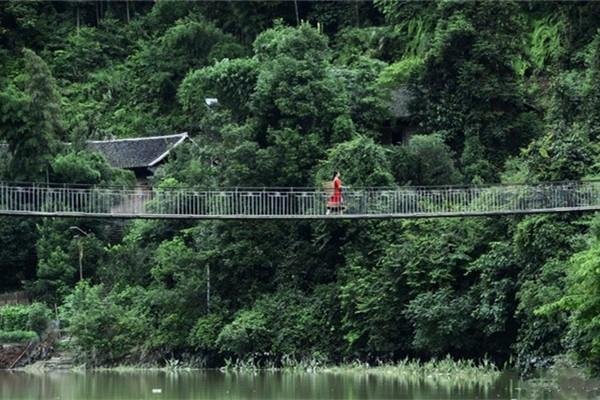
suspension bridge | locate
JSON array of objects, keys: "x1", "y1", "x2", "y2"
[{"x1": 0, "y1": 180, "x2": 599, "y2": 220}]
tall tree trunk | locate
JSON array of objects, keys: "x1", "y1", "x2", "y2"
[
  {"x1": 294, "y1": 0, "x2": 299, "y2": 25},
  {"x1": 76, "y1": 3, "x2": 80, "y2": 34},
  {"x1": 126, "y1": 0, "x2": 130, "y2": 23}
]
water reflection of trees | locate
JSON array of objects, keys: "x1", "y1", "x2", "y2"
[{"x1": 2, "y1": 367, "x2": 600, "y2": 399}]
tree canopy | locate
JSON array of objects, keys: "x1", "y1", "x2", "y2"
[{"x1": 2, "y1": 0, "x2": 600, "y2": 373}]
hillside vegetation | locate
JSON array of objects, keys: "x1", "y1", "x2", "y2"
[{"x1": 2, "y1": 1, "x2": 600, "y2": 372}]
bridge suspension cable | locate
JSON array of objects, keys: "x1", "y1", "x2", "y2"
[{"x1": 0, "y1": 181, "x2": 599, "y2": 219}]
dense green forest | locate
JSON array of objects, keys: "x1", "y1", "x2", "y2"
[{"x1": 2, "y1": 0, "x2": 600, "y2": 373}]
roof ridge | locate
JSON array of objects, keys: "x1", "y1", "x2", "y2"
[
  {"x1": 0, "y1": 133, "x2": 189, "y2": 147},
  {"x1": 0, "y1": 133, "x2": 190, "y2": 170},
  {"x1": 148, "y1": 133, "x2": 189, "y2": 167},
  {"x1": 86, "y1": 132, "x2": 188, "y2": 144}
]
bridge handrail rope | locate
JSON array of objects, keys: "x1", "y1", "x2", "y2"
[
  {"x1": 0, "y1": 180, "x2": 598, "y2": 219},
  {"x1": 4, "y1": 177, "x2": 600, "y2": 191}
]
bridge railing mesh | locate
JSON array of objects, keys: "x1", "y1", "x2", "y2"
[{"x1": 0, "y1": 181, "x2": 599, "y2": 218}]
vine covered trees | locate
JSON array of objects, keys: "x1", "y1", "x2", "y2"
[{"x1": 2, "y1": 1, "x2": 600, "y2": 372}]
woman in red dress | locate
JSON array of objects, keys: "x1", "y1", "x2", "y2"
[{"x1": 327, "y1": 171, "x2": 343, "y2": 214}]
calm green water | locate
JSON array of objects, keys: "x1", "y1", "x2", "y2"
[{"x1": 0, "y1": 369, "x2": 599, "y2": 400}]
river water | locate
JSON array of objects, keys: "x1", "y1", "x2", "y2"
[{"x1": 0, "y1": 369, "x2": 599, "y2": 399}]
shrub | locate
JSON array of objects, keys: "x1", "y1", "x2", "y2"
[
  {"x1": 60, "y1": 282, "x2": 150, "y2": 363},
  {"x1": 216, "y1": 288, "x2": 340, "y2": 359},
  {"x1": 315, "y1": 136, "x2": 395, "y2": 187},
  {"x1": 0, "y1": 330, "x2": 38, "y2": 344},
  {"x1": 540, "y1": 238, "x2": 600, "y2": 372},
  {"x1": 51, "y1": 150, "x2": 135, "y2": 186},
  {"x1": 377, "y1": 56, "x2": 424, "y2": 88},
  {"x1": 0, "y1": 305, "x2": 30, "y2": 332},
  {"x1": 404, "y1": 288, "x2": 476, "y2": 356},
  {"x1": 0, "y1": 303, "x2": 52, "y2": 336},
  {"x1": 390, "y1": 134, "x2": 462, "y2": 186},
  {"x1": 216, "y1": 310, "x2": 270, "y2": 355},
  {"x1": 27, "y1": 303, "x2": 51, "y2": 336},
  {"x1": 60, "y1": 282, "x2": 121, "y2": 361},
  {"x1": 189, "y1": 314, "x2": 224, "y2": 351}
]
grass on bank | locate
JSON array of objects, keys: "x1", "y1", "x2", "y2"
[
  {"x1": 30, "y1": 349, "x2": 500, "y2": 385},
  {"x1": 221, "y1": 355, "x2": 500, "y2": 380}
]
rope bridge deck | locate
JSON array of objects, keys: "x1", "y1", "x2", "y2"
[{"x1": 0, "y1": 181, "x2": 599, "y2": 220}]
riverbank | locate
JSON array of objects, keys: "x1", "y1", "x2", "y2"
[
  {"x1": 22, "y1": 355, "x2": 499, "y2": 378},
  {"x1": 21, "y1": 352, "x2": 592, "y2": 393},
  {"x1": 0, "y1": 344, "x2": 29, "y2": 369},
  {"x1": 3, "y1": 364, "x2": 600, "y2": 399}
]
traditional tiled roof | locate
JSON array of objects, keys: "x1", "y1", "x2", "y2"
[
  {"x1": 85, "y1": 133, "x2": 188, "y2": 169},
  {"x1": 0, "y1": 133, "x2": 188, "y2": 170}
]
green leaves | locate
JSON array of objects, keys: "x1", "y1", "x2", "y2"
[
  {"x1": 378, "y1": 56, "x2": 424, "y2": 88},
  {"x1": 408, "y1": 2, "x2": 533, "y2": 180},
  {"x1": 216, "y1": 309, "x2": 270, "y2": 355},
  {"x1": 390, "y1": 134, "x2": 462, "y2": 186},
  {"x1": 0, "y1": 49, "x2": 62, "y2": 181},
  {"x1": 539, "y1": 238, "x2": 600, "y2": 372},
  {"x1": 404, "y1": 288, "x2": 476, "y2": 356},
  {"x1": 250, "y1": 23, "x2": 352, "y2": 145},
  {"x1": 216, "y1": 287, "x2": 340, "y2": 358},
  {"x1": 152, "y1": 237, "x2": 201, "y2": 288},
  {"x1": 179, "y1": 58, "x2": 258, "y2": 122},
  {"x1": 253, "y1": 22, "x2": 330, "y2": 63},
  {"x1": 60, "y1": 282, "x2": 144, "y2": 364},
  {"x1": 5, "y1": 0, "x2": 600, "y2": 371},
  {"x1": 524, "y1": 123, "x2": 594, "y2": 182},
  {"x1": 189, "y1": 314, "x2": 224, "y2": 351},
  {"x1": 316, "y1": 136, "x2": 394, "y2": 187},
  {"x1": 529, "y1": 16, "x2": 566, "y2": 71},
  {"x1": 0, "y1": 303, "x2": 51, "y2": 340}
]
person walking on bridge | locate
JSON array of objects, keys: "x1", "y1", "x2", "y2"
[{"x1": 326, "y1": 171, "x2": 344, "y2": 215}]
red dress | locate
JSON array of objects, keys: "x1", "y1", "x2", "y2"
[{"x1": 329, "y1": 177, "x2": 343, "y2": 207}]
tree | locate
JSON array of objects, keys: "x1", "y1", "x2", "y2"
[
  {"x1": 251, "y1": 22, "x2": 351, "y2": 146},
  {"x1": 60, "y1": 282, "x2": 149, "y2": 364},
  {"x1": 390, "y1": 134, "x2": 462, "y2": 186},
  {"x1": 128, "y1": 16, "x2": 244, "y2": 115},
  {"x1": 52, "y1": 18, "x2": 134, "y2": 82},
  {"x1": 405, "y1": 288, "x2": 476, "y2": 357},
  {"x1": 28, "y1": 218, "x2": 106, "y2": 305},
  {"x1": 179, "y1": 58, "x2": 259, "y2": 123},
  {"x1": 523, "y1": 122, "x2": 594, "y2": 182},
  {"x1": 316, "y1": 136, "x2": 395, "y2": 187},
  {"x1": 408, "y1": 2, "x2": 538, "y2": 181},
  {"x1": 545, "y1": 236, "x2": 600, "y2": 372},
  {"x1": 512, "y1": 215, "x2": 582, "y2": 370},
  {"x1": 336, "y1": 56, "x2": 390, "y2": 137},
  {"x1": 51, "y1": 150, "x2": 134, "y2": 186},
  {"x1": 466, "y1": 242, "x2": 519, "y2": 362},
  {"x1": 216, "y1": 309, "x2": 270, "y2": 355},
  {"x1": 339, "y1": 226, "x2": 412, "y2": 357},
  {"x1": 0, "y1": 218, "x2": 38, "y2": 291},
  {"x1": 0, "y1": 49, "x2": 62, "y2": 181},
  {"x1": 3, "y1": 0, "x2": 600, "y2": 372}
]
